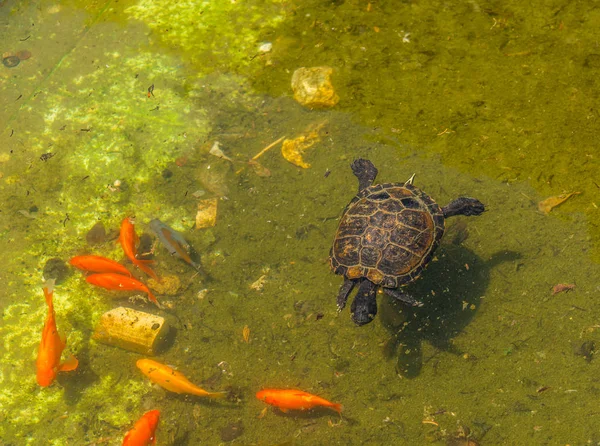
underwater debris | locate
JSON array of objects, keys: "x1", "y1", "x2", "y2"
[
  {"x1": 573, "y1": 340, "x2": 595, "y2": 362},
  {"x1": 291, "y1": 66, "x2": 339, "y2": 108},
  {"x1": 198, "y1": 164, "x2": 230, "y2": 196},
  {"x1": 251, "y1": 135, "x2": 286, "y2": 162},
  {"x1": 250, "y1": 268, "x2": 270, "y2": 291},
  {"x1": 86, "y1": 221, "x2": 107, "y2": 245},
  {"x1": 242, "y1": 325, "x2": 250, "y2": 343},
  {"x1": 220, "y1": 420, "x2": 244, "y2": 442},
  {"x1": 93, "y1": 307, "x2": 170, "y2": 355},
  {"x1": 538, "y1": 191, "x2": 580, "y2": 214},
  {"x1": 209, "y1": 141, "x2": 233, "y2": 163},
  {"x1": 43, "y1": 258, "x2": 70, "y2": 284},
  {"x1": 17, "y1": 208, "x2": 37, "y2": 219},
  {"x1": 39, "y1": 152, "x2": 55, "y2": 162},
  {"x1": 281, "y1": 124, "x2": 324, "y2": 169},
  {"x1": 248, "y1": 159, "x2": 271, "y2": 177},
  {"x1": 196, "y1": 198, "x2": 218, "y2": 229},
  {"x1": 147, "y1": 274, "x2": 182, "y2": 295},
  {"x1": 551, "y1": 283, "x2": 576, "y2": 295},
  {"x1": 16, "y1": 49, "x2": 31, "y2": 60},
  {"x1": 235, "y1": 136, "x2": 286, "y2": 177},
  {"x1": 2, "y1": 55, "x2": 19, "y2": 68},
  {"x1": 258, "y1": 42, "x2": 272, "y2": 53},
  {"x1": 446, "y1": 427, "x2": 480, "y2": 446}
]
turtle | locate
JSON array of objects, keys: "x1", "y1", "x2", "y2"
[{"x1": 330, "y1": 158, "x2": 485, "y2": 326}]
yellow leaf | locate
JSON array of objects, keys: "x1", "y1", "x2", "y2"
[{"x1": 538, "y1": 192, "x2": 580, "y2": 214}]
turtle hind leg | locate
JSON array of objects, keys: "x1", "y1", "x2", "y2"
[
  {"x1": 351, "y1": 280, "x2": 378, "y2": 326},
  {"x1": 383, "y1": 288, "x2": 423, "y2": 307},
  {"x1": 351, "y1": 159, "x2": 378, "y2": 192},
  {"x1": 442, "y1": 197, "x2": 485, "y2": 218},
  {"x1": 336, "y1": 279, "x2": 356, "y2": 311}
]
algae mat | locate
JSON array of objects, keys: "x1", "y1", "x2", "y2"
[{"x1": 1, "y1": 0, "x2": 599, "y2": 445}]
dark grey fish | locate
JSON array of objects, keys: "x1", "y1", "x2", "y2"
[{"x1": 149, "y1": 219, "x2": 201, "y2": 270}]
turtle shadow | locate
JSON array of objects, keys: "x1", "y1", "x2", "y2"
[{"x1": 379, "y1": 243, "x2": 520, "y2": 378}]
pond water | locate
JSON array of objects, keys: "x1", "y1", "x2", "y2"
[{"x1": 1, "y1": 0, "x2": 599, "y2": 444}]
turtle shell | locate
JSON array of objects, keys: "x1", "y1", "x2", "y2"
[{"x1": 330, "y1": 182, "x2": 445, "y2": 288}]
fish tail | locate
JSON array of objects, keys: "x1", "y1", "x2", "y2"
[
  {"x1": 146, "y1": 290, "x2": 163, "y2": 309},
  {"x1": 135, "y1": 261, "x2": 160, "y2": 281},
  {"x1": 42, "y1": 286, "x2": 54, "y2": 312},
  {"x1": 58, "y1": 355, "x2": 79, "y2": 372},
  {"x1": 330, "y1": 403, "x2": 343, "y2": 414},
  {"x1": 208, "y1": 391, "x2": 227, "y2": 399}
]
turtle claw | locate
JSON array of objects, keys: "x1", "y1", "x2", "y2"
[
  {"x1": 336, "y1": 279, "x2": 356, "y2": 311},
  {"x1": 384, "y1": 288, "x2": 422, "y2": 307}
]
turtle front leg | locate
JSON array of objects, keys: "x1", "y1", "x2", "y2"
[
  {"x1": 351, "y1": 280, "x2": 378, "y2": 326},
  {"x1": 336, "y1": 279, "x2": 356, "y2": 311},
  {"x1": 383, "y1": 288, "x2": 423, "y2": 307},
  {"x1": 442, "y1": 197, "x2": 485, "y2": 218}
]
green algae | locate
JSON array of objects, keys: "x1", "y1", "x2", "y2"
[{"x1": 1, "y1": 0, "x2": 600, "y2": 445}]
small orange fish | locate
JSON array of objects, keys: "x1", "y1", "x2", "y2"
[
  {"x1": 122, "y1": 409, "x2": 160, "y2": 446},
  {"x1": 36, "y1": 282, "x2": 79, "y2": 387},
  {"x1": 119, "y1": 217, "x2": 159, "y2": 281},
  {"x1": 70, "y1": 255, "x2": 133, "y2": 277},
  {"x1": 256, "y1": 388, "x2": 342, "y2": 414},
  {"x1": 86, "y1": 273, "x2": 161, "y2": 308},
  {"x1": 136, "y1": 359, "x2": 226, "y2": 398}
]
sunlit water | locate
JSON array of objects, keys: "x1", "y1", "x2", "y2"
[{"x1": 1, "y1": 1, "x2": 599, "y2": 444}]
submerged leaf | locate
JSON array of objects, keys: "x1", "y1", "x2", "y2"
[
  {"x1": 281, "y1": 132, "x2": 320, "y2": 168},
  {"x1": 248, "y1": 159, "x2": 271, "y2": 177},
  {"x1": 538, "y1": 192, "x2": 580, "y2": 214},
  {"x1": 209, "y1": 141, "x2": 233, "y2": 162}
]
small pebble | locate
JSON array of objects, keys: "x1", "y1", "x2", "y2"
[
  {"x1": 258, "y1": 42, "x2": 272, "y2": 53},
  {"x1": 2, "y1": 56, "x2": 20, "y2": 68},
  {"x1": 573, "y1": 340, "x2": 595, "y2": 362},
  {"x1": 220, "y1": 420, "x2": 244, "y2": 442}
]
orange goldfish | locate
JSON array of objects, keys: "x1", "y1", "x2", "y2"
[
  {"x1": 70, "y1": 255, "x2": 132, "y2": 277},
  {"x1": 86, "y1": 273, "x2": 161, "y2": 308},
  {"x1": 136, "y1": 359, "x2": 226, "y2": 399},
  {"x1": 119, "y1": 217, "x2": 159, "y2": 281},
  {"x1": 256, "y1": 389, "x2": 342, "y2": 414},
  {"x1": 122, "y1": 409, "x2": 160, "y2": 446},
  {"x1": 36, "y1": 282, "x2": 78, "y2": 387}
]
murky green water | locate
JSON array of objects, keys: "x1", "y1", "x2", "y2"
[{"x1": 1, "y1": 0, "x2": 600, "y2": 444}]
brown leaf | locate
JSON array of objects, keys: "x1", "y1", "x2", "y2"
[{"x1": 248, "y1": 159, "x2": 271, "y2": 177}]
